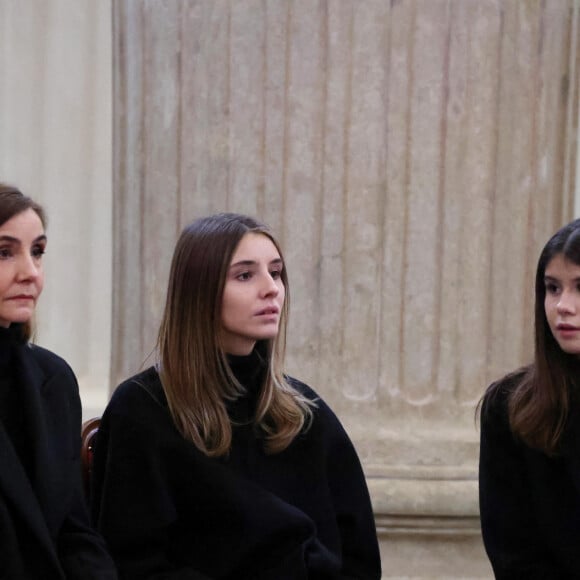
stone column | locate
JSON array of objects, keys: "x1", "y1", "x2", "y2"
[{"x1": 112, "y1": 1, "x2": 580, "y2": 576}]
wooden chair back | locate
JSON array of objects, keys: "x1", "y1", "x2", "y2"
[{"x1": 81, "y1": 417, "x2": 101, "y2": 499}]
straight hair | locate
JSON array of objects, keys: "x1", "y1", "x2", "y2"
[
  {"x1": 485, "y1": 219, "x2": 580, "y2": 454},
  {"x1": 157, "y1": 213, "x2": 314, "y2": 457}
]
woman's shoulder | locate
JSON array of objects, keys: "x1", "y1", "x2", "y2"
[
  {"x1": 285, "y1": 375, "x2": 335, "y2": 417},
  {"x1": 479, "y1": 366, "x2": 531, "y2": 439},
  {"x1": 285, "y1": 375, "x2": 347, "y2": 432},
  {"x1": 285, "y1": 375, "x2": 319, "y2": 401},
  {"x1": 285, "y1": 377, "x2": 368, "y2": 469},
  {"x1": 482, "y1": 366, "x2": 529, "y2": 410},
  {"x1": 26, "y1": 343, "x2": 76, "y2": 378},
  {"x1": 108, "y1": 366, "x2": 166, "y2": 413}
]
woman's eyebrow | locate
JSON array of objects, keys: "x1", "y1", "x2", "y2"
[
  {"x1": 0, "y1": 234, "x2": 47, "y2": 244},
  {"x1": 230, "y1": 257, "x2": 283, "y2": 268},
  {"x1": 0, "y1": 235, "x2": 20, "y2": 244},
  {"x1": 544, "y1": 274, "x2": 580, "y2": 283},
  {"x1": 230, "y1": 259, "x2": 257, "y2": 268}
]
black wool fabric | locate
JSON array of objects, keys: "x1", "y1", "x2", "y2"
[
  {"x1": 479, "y1": 370, "x2": 580, "y2": 579},
  {"x1": 0, "y1": 325, "x2": 33, "y2": 480},
  {"x1": 0, "y1": 325, "x2": 117, "y2": 580},
  {"x1": 91, "y1": 357, "x2": 382, "y2": 579},
  {"x1": 225, "y1": 350, "x2": 265, "y2": 425}
]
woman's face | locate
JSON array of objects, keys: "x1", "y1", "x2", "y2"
[
  {"x1": 220, "y1": 232, "x2": 285, "y2": 355},
  {"x1": 544, "y1": 253, "x2": 580, "y2": 356},
  {"x1": 0, "y1": 209, "x2": 46, "y2": 328}
]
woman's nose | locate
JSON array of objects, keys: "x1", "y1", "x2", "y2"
[
  {"x1": 261, "y1": 274, "x2": 279, "y2": 296},
  {"x1": 16, "y1": 255, "x2": 40, "y2": 281},
  {"x1": 557, "y1": 292, "x2": 576, "y2": 314}
]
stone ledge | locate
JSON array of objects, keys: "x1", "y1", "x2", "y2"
[
  {"x1": 376, "y1": 515, "x2": 481, "y2": 537},
  {"x1": 368, "y1": 475, "x2": 479, "y2": 529}
]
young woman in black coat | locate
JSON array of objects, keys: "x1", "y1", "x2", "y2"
[
  {"x1": 479, "y1": 218, "x2": 580, "y2": 578},
  {"x1": 0, "y1": 183, "x2": 117, "y2": 579},
  {"x1": 91, "y1": 213, "x2": 381, "y2": 579}
]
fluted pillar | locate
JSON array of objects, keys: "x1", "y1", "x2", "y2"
[{"x1": 112, "y1": 1, "x2": 580, "y2": 576}]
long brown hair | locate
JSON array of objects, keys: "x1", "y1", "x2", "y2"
[
  {"x1": 486, "y1": 218, "x2": 580, "y2": 453},
  {"x1": 0, "y1": 183, "x2": 46, "y2": 341},
  {"x1": 157, "y1": 213, "x2": 314, "y2": 457}
]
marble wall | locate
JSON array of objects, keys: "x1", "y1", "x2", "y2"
[{"x1": 111, "y1": 1, "x2": 580, "y2": 577}]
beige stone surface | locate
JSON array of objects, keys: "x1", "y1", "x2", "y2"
[{"x1": 111, "y1": 0, "x2": 580, "y2": 576}]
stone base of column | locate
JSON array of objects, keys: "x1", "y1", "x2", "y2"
[
  {"x1": 377, "y1": 528, "x2": 491, "y2": 579},
  {"x1": 373, "y1": 476, "x2": 491, "y2": 577}
]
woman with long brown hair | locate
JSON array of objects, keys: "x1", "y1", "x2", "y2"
[
  {"x1": 480, "y1": 218, "x2": 580, "y2": 578},
  {"x1": 0, "y1": 183, "x2": 116, "y2": 579},
  {"x1": 92, "y1": 213, "x2": 381, "y2": 579}
]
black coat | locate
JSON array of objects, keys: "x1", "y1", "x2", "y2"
[
  {"x1": 0, "y1": 339, "x2": 117, "y2": 580},
  {"x1": 91, "y1": 366, "x2": 382, "y2": 579},
  {"x1": 479, "y1": 372, "x2": 580, "y2": 579}
]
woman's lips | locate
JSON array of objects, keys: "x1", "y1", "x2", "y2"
[
  {"x1": 256, "y1": 307, "x2": 279, "y2": 316},
  {"x1": 556, "y1": 323, "x2": 580, "y2": 338}
]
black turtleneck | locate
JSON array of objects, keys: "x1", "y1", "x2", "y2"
[
  {"x1": 93, "y1": 352, "x2": 382, "y2": 578},
  {"x1": 0, "y1": 323, "x2": 24, "y2": 364},
  {"x1": 0, "y1": 324, "x2": 33, "y2": 480},
  {"x1": 226, "y1": 348, "x2": 267, "y2": 425}
]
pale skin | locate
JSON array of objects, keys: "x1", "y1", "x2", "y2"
[
  {"x1": 544, "y1": 253, "x2": 580, "y2": 357},
  {"x1": 221, "y1": 232, "x2": 285, "y2": 355},
  {"x1": 0, "y1": 209, "x2": 46, "y2": 328}
]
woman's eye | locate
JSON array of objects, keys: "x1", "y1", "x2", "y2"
[
  {"x1": 32, "y1": 246, "x2": 45, "y2": 259},
  {"x1": 236, "y1": 272, "x2": 252, "y2": 281},
  {"x1": 545, "y1": 283, "x2": 560, "y2": 294},
  {"x1": 0, "y1": 247, "x2": 12, "y2": 259},
  {"x1": 270, "y1": 269, "x2": 282, "y2": 280}
]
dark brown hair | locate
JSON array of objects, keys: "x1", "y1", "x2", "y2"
[
  {"x1": 157, "y1": 213, "x2": 314, "y2": 457},
  {"x1": 0, "y1": 183, "x2": 46, "y2": 341},
  {"x1": 486, "y1": 218, "x2": 580, "y2": 453}
]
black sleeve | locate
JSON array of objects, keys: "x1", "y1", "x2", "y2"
[
  {"x1": 58, "y1": 470, "x2": 118, "y2": 580},
  {"x1": 478, "y1": 389, "x2": 559, "y2": 579},
  {"x1": 322, "y1": 403, "x2": 382, "y2": 580},
  {"x1": 91, "y1": 388, "x2": 211, "y2": 580},
  {"x1": 56, "y1": 367, "x2": 118, "y2": 580}
]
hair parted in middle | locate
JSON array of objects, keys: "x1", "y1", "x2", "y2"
[
  {"x1": 0, "y1": 182, "x2": 46, "y2": 342},
  {"x1": 157, "y1": 212, "x2": 314, "y2": 457}
]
